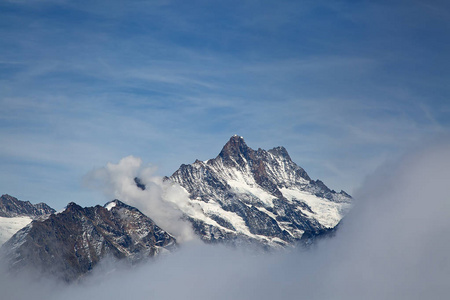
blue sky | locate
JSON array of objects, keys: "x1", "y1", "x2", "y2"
[{"x1": 1, "y1": 0, "x2": 449, "y2": 209}]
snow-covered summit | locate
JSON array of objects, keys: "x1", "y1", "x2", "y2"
[{"x1": 167, "y1": 136, "x2": 352, "y2": 247}]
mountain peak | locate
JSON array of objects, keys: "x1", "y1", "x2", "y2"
[
  {"x1": 268, "y1": 146, "x2": 291, "y2": 160},
  {"x1": 104, "y1": 199, "x2": 137, "y2": 211},
  {"x1": 218, "y1": 135, "x2": 252, "y2": 160},
  {"x1": 168, "y1": 137, "x2": 353, "y2": 247},
  {"x1": 228, "y1": 134, "x2": 246, "y2": 145},
  {"x1": 65, "y1": 202, "x2": 83, "y2": 213}
]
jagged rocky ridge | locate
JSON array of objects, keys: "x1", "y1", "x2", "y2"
[
  {"x1": 0, "y1": 194, "x2": 55, "y2": 218},
  {"x1": 166, "y1": 135, "x2": 352, "y2": 247},
  {"x1": 1, "y1": 200, "x2": 176, "y2": 282}
]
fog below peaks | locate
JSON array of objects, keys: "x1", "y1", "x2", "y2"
[{"x1": 2, "y1": 140, "x2": 450, "y2": 300}]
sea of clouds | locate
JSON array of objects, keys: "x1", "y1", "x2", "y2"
[{"x1": 1, "y1": 139, "x2": 449, "y2": 300}]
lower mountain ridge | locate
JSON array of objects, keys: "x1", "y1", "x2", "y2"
[
  {"x1": 0, "y1": 194, "x2": 56, "y2": 218},
  {"x1": 1, "y1": 200, "x2": 176, "y2": 282},
  {"x1": 0, "y1": 194, "x2": 56, "y2": 245}
]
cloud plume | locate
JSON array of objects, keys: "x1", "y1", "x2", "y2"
[{"x1": 85, "y1": 155, "x2": 197, "y2": 242}]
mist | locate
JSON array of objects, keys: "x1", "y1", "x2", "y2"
[{"x1": 2, "y1": 140, "x2": 450, "y2": 300}]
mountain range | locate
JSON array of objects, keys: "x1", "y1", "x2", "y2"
[{"x1": 0, "y1": 136, "x2": 352, "y2": 281}]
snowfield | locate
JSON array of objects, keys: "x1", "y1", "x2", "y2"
[{"x1": 0, "y1": 216, "x2": 32, "y2": 246}]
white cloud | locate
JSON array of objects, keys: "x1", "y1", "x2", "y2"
[
  {"x1": 2, "y1": 138, "x2": 450, "y2": 300},
  {"x1": 85, "y1": 156, "x2": 197, "y2": 242}
]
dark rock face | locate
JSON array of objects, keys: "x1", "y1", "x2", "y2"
[
  {"x1": 134, "y1": 177, "x2": 146, "y2": 190},
  {"x1": 0, "y1": 194, "x2": 55, "y2": 218},
  {"x1": 167, "y1": 135, "x2": 352, "y2": 247},
  {"x1": 1, "y1": 200, "x2": 176, "y2": 282}
]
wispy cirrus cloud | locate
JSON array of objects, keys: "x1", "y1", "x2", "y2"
[{"x1": 0, "y1": 0, "x2": 449, "y2": 208}]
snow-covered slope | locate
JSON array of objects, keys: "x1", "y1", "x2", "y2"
[
  {"x1": 0, "y1": 216, "x2": 33, "y2": 245},
  {"x1": 167, "y1": 135, "x2": 352, "y2": 247},
  {"x1": 0, "y1": 194, "x2": 56, "y2": 246}
]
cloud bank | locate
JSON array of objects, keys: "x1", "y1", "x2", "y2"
[{"x1": 2, "y1": 139, "x2": 450, "y2": 299}]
